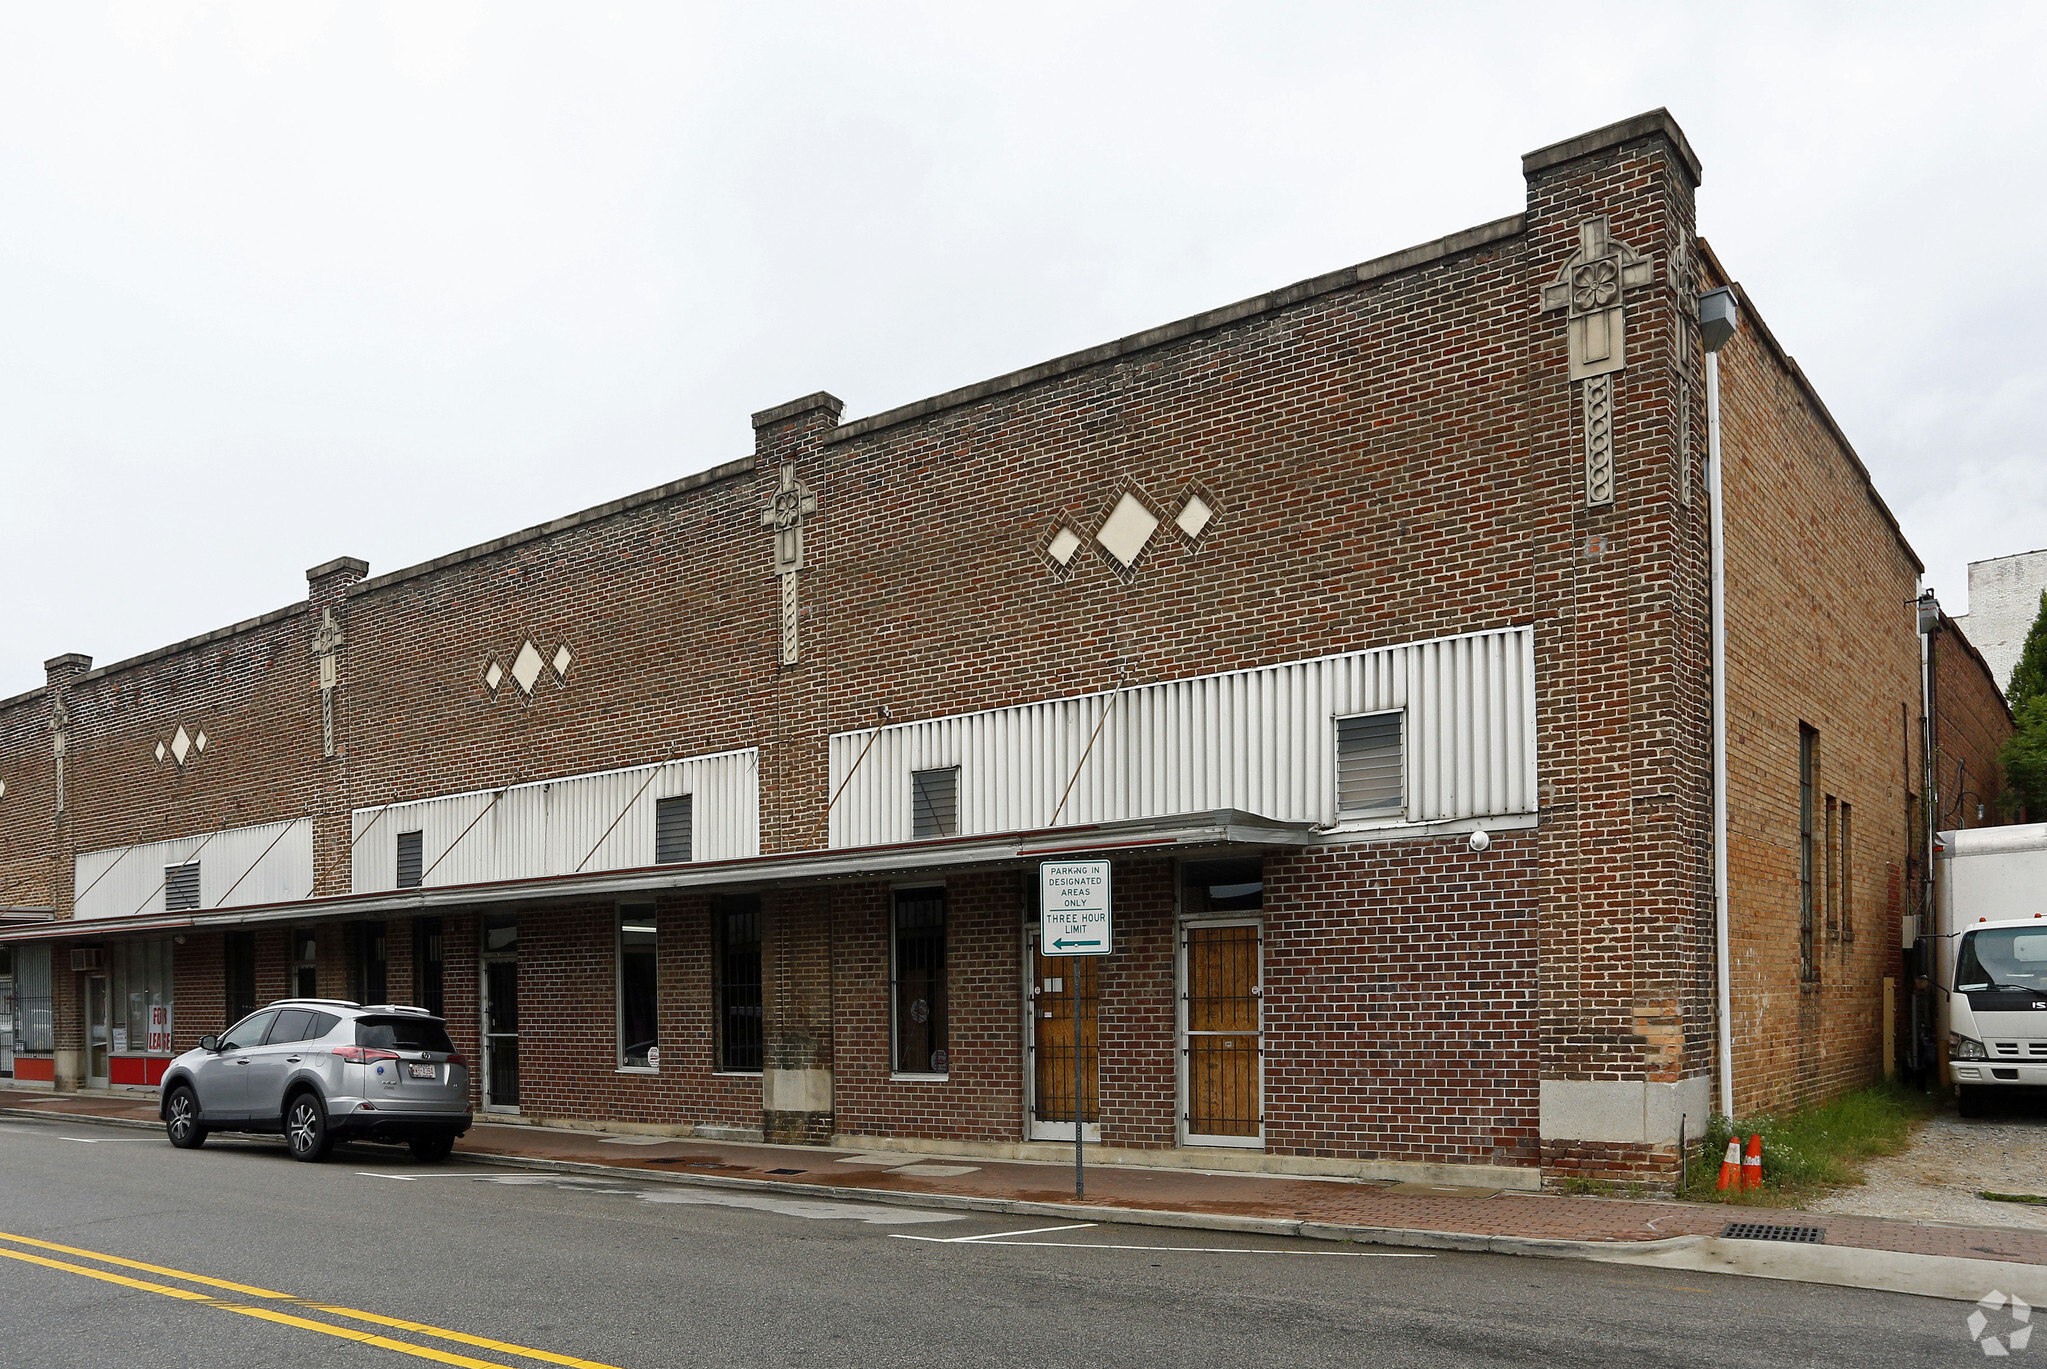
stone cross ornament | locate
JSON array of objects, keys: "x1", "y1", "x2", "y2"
[
  {"x1": 1542, "y1": 216, "x2": 1654, "y2": 508},
  {"x1": 310, "y1": 607, "x2": 344, "y2": 758},
  {"x1": 49, "y1": 692, "x2": 70, "y2": 816},
  {"x1": 760, "y1": 465, "x2": 819, "y2": 664}
]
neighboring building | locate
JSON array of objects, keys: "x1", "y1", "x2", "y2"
[
  {"x1": 1951, "y1": 548, "x2": 2047, "y2": 696},
  {"x1": 0, "y1": 110, "x2": 1972, "y2": 1183},
  {"x1": 1932, "y1": 614, "x2": 2015, "y2": 832}
]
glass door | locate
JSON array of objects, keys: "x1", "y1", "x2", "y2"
[
  {"x1": 481, "y1": 916, "x2": 519, "y2": 1110},
  {"x1": 85, "y1": 975, "x2": 112, "y2": 1087}
]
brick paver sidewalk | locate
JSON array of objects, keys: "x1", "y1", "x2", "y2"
[{"x1": 9, "y1": 1087, "x2": 2043, "y2": 1267}]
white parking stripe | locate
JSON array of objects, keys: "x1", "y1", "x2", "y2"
[
  {"x1": 890, "y1": 1235, "x2": 1432, "y2": 1256},
  {"x1": 949, "y1": 1223, "x2": 1098, "y2": 1243}
]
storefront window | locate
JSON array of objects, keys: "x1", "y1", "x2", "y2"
[
  {"x1": 111, "y1": 938, "x2": 175, "y2": 1055},
  {"x1": 618, "y1": 910, "x2": 658, "y2": 1070},
  {"x1": 15, "y1": 945, "x2": 52, "y2": 1053}
]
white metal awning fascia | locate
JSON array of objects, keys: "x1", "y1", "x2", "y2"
[{"x1": 0, "y1": 809, "x2": 1316, "y2": 943}]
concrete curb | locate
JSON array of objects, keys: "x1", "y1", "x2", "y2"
[
  {"x1": 437, "y1": 1145, "x2": 1704, "y2": 1260},
  {"x1": 4, "y1": 1107, "x2": 162, "y2": 1134},
  {"x1": 13, "y1": 1105, "x2": 2040, "y2": 1298}
]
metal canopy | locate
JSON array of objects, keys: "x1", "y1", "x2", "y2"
[{"x1": 0, "y1": 808, "x2": 1316, "y2": 944}]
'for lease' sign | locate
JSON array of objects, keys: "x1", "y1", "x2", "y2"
[{"x1": 1039, "y1": 859, "x2": 1112, "y2": 956}]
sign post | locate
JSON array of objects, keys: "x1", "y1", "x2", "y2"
[{"x1": 1039, "y1": 858, "x2": 1111, "y2": 1199}]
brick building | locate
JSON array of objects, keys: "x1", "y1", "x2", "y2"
[{"x1": 0, "y1": 110, "x2": 1987, "y2": 1185}]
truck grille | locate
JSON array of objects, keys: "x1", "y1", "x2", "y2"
[{"x1": 1990, "y1": 1042, "x2": 2047, "y2": 1058}]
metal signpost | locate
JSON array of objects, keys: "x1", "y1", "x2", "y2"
[{"x1": 1039, "y1": 858, "x2": 1111, "y2": 1199}]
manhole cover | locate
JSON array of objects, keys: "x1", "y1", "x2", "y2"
[{"x1": 1722, "y1": 1223, "x2": 1825, "y2": 1244}]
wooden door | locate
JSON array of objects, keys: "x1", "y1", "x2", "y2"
[
  {"x1": 1185, "y1": 923, "x2": 1260, "y2": 1138},
  {"x1": 1031, "y1": 941, "x2": 1096, "y2": 1134}
]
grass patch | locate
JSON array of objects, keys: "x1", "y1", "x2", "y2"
[
  {"x1": 1980, "y1": 1191, "x2": 2047, "y2": 1205},
  {"x1": 1679, "y1": 1079, "x2": 1942, "y2": 1205}
]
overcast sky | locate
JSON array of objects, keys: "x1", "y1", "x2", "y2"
[{"x1": 3, "y1": 2, "x2": 2043, "y2": 699}]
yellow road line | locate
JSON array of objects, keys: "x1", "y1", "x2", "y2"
[
  {"x1": 0, "y1": 1228, "x2": 293, "y2": 1297},
  {"x1": 0, "y1": 1247, "x2": 511, "y2": 1368},
  {"x1": 0, "y1": 1230, "x2": 626, "y2": 1369}
]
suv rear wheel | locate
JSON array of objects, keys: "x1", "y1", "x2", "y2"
[
  {"x1": 285, "y1": 1092, "x2": 333, "y2": 1162},
  {"x1": 165, "y1": 1086, "x2": 207, "y2": 1149}
]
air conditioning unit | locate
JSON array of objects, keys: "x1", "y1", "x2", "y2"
[{"x1": 70, "y1": 947, "x2": 105, "y2": 972}]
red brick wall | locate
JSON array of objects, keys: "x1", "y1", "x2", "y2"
[
  {"x1": 1265, "y1": 836, "x2": 1542, "y2": 1168},
  {"x1": 0, "y1": 113, "x2": 1937, "y2": 1174},
  {"x1": 1714, "y1": 271, "x2": 1925, "y2": 1114},
  {"x1": 1936, "y1": 617, "x2": 2015, "y2": 828}
]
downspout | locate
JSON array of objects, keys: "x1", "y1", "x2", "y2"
[{"x1": 1701, "y1": 287, "x2": 1739, "y2": 1119}]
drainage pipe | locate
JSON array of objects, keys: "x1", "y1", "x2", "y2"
[{"x1": 1701, "y1": 286, "x2": 1739, "y2": 1119}]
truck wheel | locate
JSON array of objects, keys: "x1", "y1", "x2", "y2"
[{"x1": 1957, "y1": 1085, "x2": 1988, "y2": 1119}]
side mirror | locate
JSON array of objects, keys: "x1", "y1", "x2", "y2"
[{"x1": 198, "y1": 1035, "x2": 219, "y2": 1053}]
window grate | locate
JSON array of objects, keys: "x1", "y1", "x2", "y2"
[
  {"x1": 718, "y1": 898, "x2": 762, "y2": 1072},
  {"x1": 1722, "y1": 1223, "x2": 1825, "y2": 1244},
  {"x1": 655, "y1": 795, "x2": 694, "y2": 864},
  {"x1": 165, "y1": 862, "x2": 201, "y2": 913},
  {"x1": 1335, "y1": 712, "x2": 1403, "y2": 815},
  {"x1": 911, "y1": 767, "x2": 959, "y2": 839},
  {"x1": 396, "y1": 831, "x2": 424, "y2": 889}
]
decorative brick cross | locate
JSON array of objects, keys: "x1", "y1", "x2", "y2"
[
  {"x1": 760, "y1": 465, "x2": 818, "y2": 664},
  {"x1": 1542, "y1": 216, "x2": 1655, "y2": 508},
  {"x1": 310, "y1": 607, "x2": 344, "y2": 757}
]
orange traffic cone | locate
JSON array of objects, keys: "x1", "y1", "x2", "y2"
[
  {"x1": 1716, "y1": 1138, "x2": 1742, "y2": 1191},
  {"x1": 1742, "y1": 1134, "x2": 1763, "y2": 1190}
]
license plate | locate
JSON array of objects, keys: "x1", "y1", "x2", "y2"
[{"x1": 407, "y1": 1063, "x2": 437, "y2": 1080}]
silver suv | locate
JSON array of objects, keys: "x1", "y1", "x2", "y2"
[{"x1": 157, "y1": 999, "x2": 472, "y2": 1163}]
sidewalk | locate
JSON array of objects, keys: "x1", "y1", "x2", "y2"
[{"x1": 9, "y1": 1086, "x2": 2047, "y2": 1284}]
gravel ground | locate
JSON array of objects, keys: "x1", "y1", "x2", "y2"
[{"x1": 1810, "y1": 1104, "x2": 2047, "y2": 1229}]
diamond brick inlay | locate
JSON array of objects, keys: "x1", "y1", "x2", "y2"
[
  {"x1": 1175, "y1": 493, "x2": 1214, "y2": 541},
  {"x1": 552, "y1": 645, "x2": 573, "y2": 680},
  {"x1": 1047, "y1": 528, "x2": 1081, "y2": 566},
  {"x1": 485, "y1": 661, "x2": 504, "y2": 693},
  {"x1": 510, "y1": 641, "x2": 545, "y2": 695},
  {"x1": 170, "y1": 726, "x2": 193, "y2": 766},
  {"x1": 1095, "y1": 493, "x2": 1158, "y2": 568}
]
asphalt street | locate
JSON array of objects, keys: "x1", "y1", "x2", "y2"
[{"x1": 0, "y1": 1114, "x2": 1993, "y2": 1368}]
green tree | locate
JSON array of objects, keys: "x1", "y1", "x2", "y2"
[
  {"x1": 2000, "y1": 589, "x2": 2047, "y2": 819},
  {"x1": 2010, "y1": 588, "x2": 2047, "y2": 712}
]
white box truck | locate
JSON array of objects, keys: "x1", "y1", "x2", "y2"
[{"x1": 1934, "y1": 823, "x2": 2047, "y2": 1116}]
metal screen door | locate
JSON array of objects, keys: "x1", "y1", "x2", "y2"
[
  {"x1": 1183, "y1": 923, "x2": 1261, "y2": 1142},
  {"x1": 1028, "y1": 934, "x2": 1097, "y2": 1141}
]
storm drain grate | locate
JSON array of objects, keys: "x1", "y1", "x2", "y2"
[{"x1": 1721, "y1": 1223, "x2": 1825, "y2": 1244}]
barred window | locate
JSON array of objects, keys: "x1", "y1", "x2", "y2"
[
  {"x1": 716, "y1": 896, "x2": 762, "y2": 1073},
  {"x1": 892, "y1": 888, "x2": 948, "y2": 1074},
  {"x1": 1335, "y1": 712, "x2": 1404, "y2": 816},
  {"x1": 655, "y1": 795, "x2": 693, "y2": 864},
  {"x1": 911, "y1": 767, "x2": 959, "y2": 839}
]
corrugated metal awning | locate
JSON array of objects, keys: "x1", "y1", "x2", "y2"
[{"x1": 0, "y1": 808, "x2": 1316, "y2": 944}]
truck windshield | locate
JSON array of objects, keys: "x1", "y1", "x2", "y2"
[{"x1": 1954, "y1": 929, "x2": 2047, "y2": 993}]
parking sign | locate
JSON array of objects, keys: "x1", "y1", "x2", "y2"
[{"x1": 1039, "y1": 859, "x2": 1112, "y2": 956}]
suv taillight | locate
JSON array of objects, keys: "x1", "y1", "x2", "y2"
[
  {"x1": 446, "y1": 1052, "x2": 467, "y2": 1068},
  {"x1": 334, "y1": 1046, "x2": 400, "y2": 1064}
]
